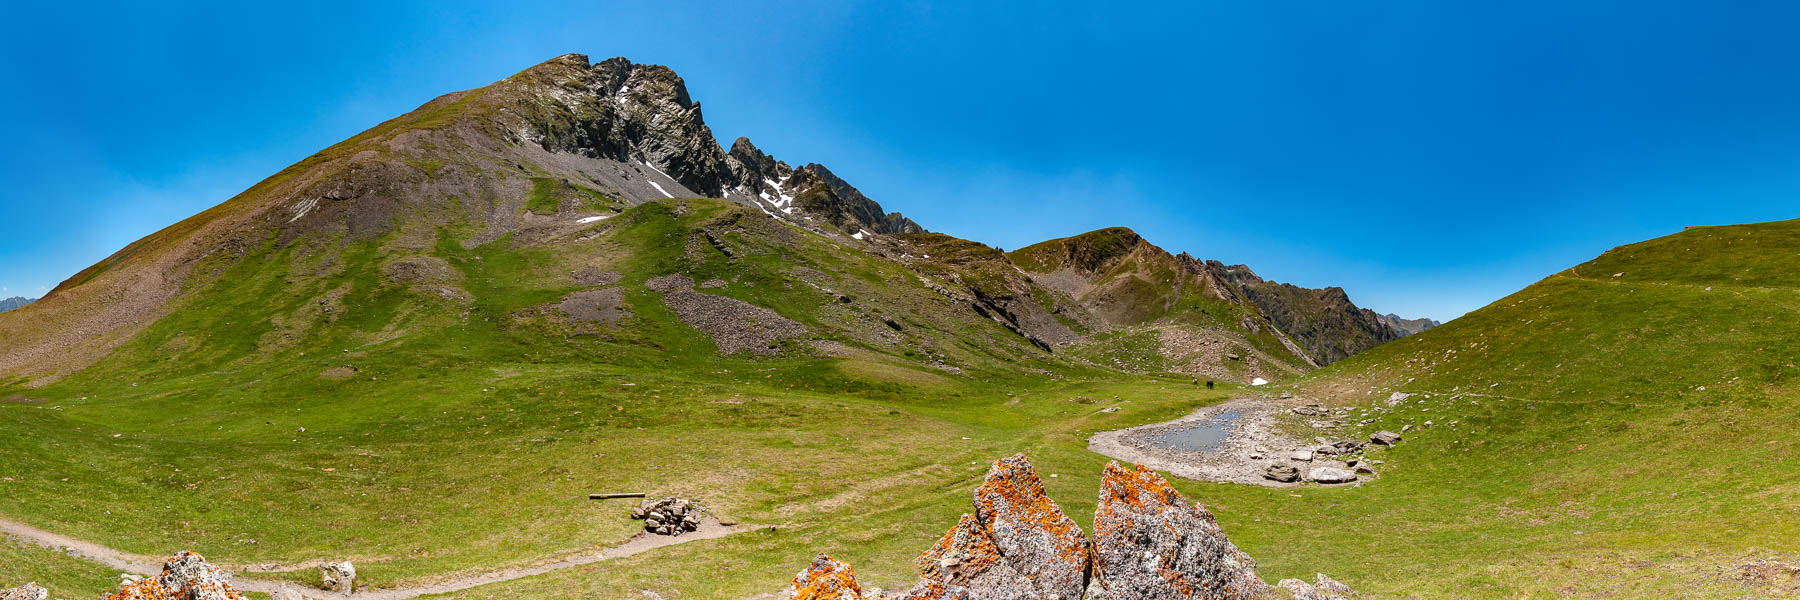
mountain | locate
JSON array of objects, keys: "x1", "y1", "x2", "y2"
[
  {"x1": 1211, "y1": 263, "x2": 1399, "y2": 365},
  {"x1": 1376, "y1": 312, "x2": 1439, "y2": 336},
  {"x1": 0, "y1": 54, "x2": 1429, "y2": 599},
  {"x1": 1007, "y1": 227, "x2": 1320, "y2": 379},
  {"x1": 0, "y1": 297, "x2": 32, "y2": 313},
  {"x1": 0, "y1": 54, "x2": 1389, "y2": 388}
]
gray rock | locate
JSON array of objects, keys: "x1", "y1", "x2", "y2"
[
  {"x1": 1088, "y1": 461, "x2": 1266, "y2": 599},
  {"x1": 1309, "y1": 467, "x2": 1357, "y2": 484},
  {"x1": 1264, "y1": 464, "x2": 1300, "y2": 483},
  {"x1": 1290, "y1": 450, "x2": 1314, "y2": 462},
  {"x1": 1371, "y1": 431, "x2": 1402, "y2": 446},
  {"x1": 321, "y1": 560, "x2": 357, "y2": 594},
  {"x1": 0, "y1": 583, "x2": 46, "y2": 600},
  {"x1": 949, "y1": 453, "x2": 1088, "y2": 600},
  {"x1": 1279, "y1": 573, "x2": 1357, "y2": 600}
]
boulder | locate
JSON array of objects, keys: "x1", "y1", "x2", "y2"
[
  {"x1": 1264, "y1": 464, "x2": 1300, "y2": 483},
  {"x1": 320, "y1": 560, "x2": 356, "y2": 594},
  {"x1": 1386, "y1": 392, "x2": 1412, "y2": 406},
  {"x1": 1308, "y1": 467, "x2": 1357, "y2": 484},
  {"x1": 1088, "y1": 461, "x2": 1266, "y2": 600},
  {"x1": 106, "y1": 552, "x2": 246, "y2": 600},
  {"x1": 1370, "y1": 431, "x2": 1402, "y2": 446},
  {"x1": 0, "y1": 583, "x2": 46, "y2": 600},
  {"x1": 956, "y1": 453, "x2": 1088, "y2": 600},
  {"x1": 914, "y1": 514, "x2": 1037, "y2": 598},
  {"x1": 888, "y1": 580, "x2": 976, "y2": 600},
  {"x1": 1289, "y1": 450, "x2": 1314, "y2": 462},
  {"x1": 787, "y1": 554, "x2": 866, "y2": 600},
  {"x1": 1278, "y1": 573, "x2": 1356, "y2": 599}
]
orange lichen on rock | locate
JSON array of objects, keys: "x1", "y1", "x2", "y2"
[
  {"x1": 787, "y1": 553, "x2": 865, "y2": 600},
  {"x1": 914, "y1": 513, "x2": 1002, "y2": 584},
  {"x1": 887, "y1": 579, "x2": 975, "y2": 600},
  {"x1": 968, "y1": 453, "x2": 1089, "y2": 599},
  {"x1": 104, "y1": 552, "x2": 246, "y2": 600}
]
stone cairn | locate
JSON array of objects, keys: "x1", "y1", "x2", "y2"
[
  {"x1": 782, "y1": 453, "x2": 1357, "y2": 600},
  {"x1": 632, "y1": 497, "x2": 703, "y2": 536}
]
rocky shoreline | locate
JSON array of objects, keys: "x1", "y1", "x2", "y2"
[{"x1": 1087, "y1": 396, "x2": 1404, "y2": 488}]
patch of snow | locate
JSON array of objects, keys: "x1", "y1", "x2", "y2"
[
  {"x1": 288, "y1": 198, "x2": 320, "y2": 223},
  {"x1": 576, "y1": 215, "x2": 611, "y2": 224},
  {"x1": 646, "y1": 180, "x2": 674, "y2": 199},
  {"x1": 640, "y1": 160, "x2": 675, "y2": 182},
  {"x1": 760, "y1": 177, "x2": 797, "y2": 213},
  {"x1": 1250, "y1": 377, "x2": 1269, "y2": 386},
  {"x1": 851, "y1": 231, "x2": 866, "y2": 240}
]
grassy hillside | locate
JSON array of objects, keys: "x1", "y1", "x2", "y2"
[{"x1": 1188, "y1": 218, "x2": 1800, "y2": 598}]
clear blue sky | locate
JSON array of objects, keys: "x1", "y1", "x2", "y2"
[{"x1": 4, "y1": 2, "x2": 1799, "y2": 319}]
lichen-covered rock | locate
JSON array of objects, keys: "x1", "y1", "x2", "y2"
[
  {"x1": 1, "y1": 583, "x2": 47, "y2": 600},
  {"x1": 965, "y1": 453, "x2": 1090, "y2": 600},
  {"x1": 106, "y1": 552, "x2": 247, "y2": 600},
  {"x1": 1088, "y1": 462, "x2": 1265, "y2": 600},
  {"x1": 788, "y1": 554, "x2": 865, "y2": 600},
  {"x1": 887, "y1": 580, "x2": 976, "y2": 600},
  {"x1": 1278, "y1": 573, "x2": 1355, "y2": 599},
  {"x1": 914, "y1": 513, "x2": 1036, "y2": 599}
]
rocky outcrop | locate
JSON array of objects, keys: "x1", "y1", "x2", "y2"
[
  {"x1": 911, "y1": 454, "x2": 1088, "y2": 600},
  {"x1": 1212, "y1": 262, "x2": 1398, "y2": 365},
  {"x1": 781, "y1": 455, "x2": 1355, "y2": 600},
  {"x1": 0, "y1": 583, "x2": 46, "y2": 600},
  {"x1": 1089, "y1": 461, "x2": 1265, "y2": 599},
  {"x1": 721, "y1": 138, "x2": 923, "y2": 235},
  {"x1": 787, "y1": 554, "x2": 867, "y2": 600},
  {"x1": 105, "y1": 552, "x2": 246, "y2": 600}
]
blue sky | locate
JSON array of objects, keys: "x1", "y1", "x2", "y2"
[{"x1": 4, "y1": 2, "x2": 1799, "y2": 319}]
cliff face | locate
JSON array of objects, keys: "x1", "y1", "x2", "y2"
[{"x1": 1212, "y1": 262, "x2": 1400, "y2": 365}]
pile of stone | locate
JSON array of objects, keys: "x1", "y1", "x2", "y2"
[
  {"x1": 631, "y1": 497, "x2": 703, "y2": 536},
  {"x1": 1, "y1": 583, "x2": 47, "y2": 600},
  {"x1": 104, "y1": 552, "x2": 246, "y2": 600},
  {"x1": 781, "y1": 453, "x2": 1354, "y2": 599}
]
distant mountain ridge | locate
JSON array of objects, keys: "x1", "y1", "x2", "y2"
[
  {"x1": 0, "y1": 297, "x2": 33, "y2": 313},
  {"x1": 1211, "y1": 263, "x2": 1400, "y2": 365},
  {"x1": 1378, "y1": 313, "x2": 1440, "y2": 337}
]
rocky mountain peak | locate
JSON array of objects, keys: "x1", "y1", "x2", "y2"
[{"x1": 503, "y1": 54, "x2": 923, "y2": 237}]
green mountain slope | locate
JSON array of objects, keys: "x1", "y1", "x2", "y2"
[{"x1": 1177, "y1": 218, "x2": 1800, "y2": 598}]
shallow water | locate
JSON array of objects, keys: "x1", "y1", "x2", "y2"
[{"x1": 1147, "y1": 411, "x2": 1241, "y2": 452}]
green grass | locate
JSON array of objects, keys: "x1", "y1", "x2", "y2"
[{"x1": 8, "y1": 187, "x2": 1798, "y2": 599}]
